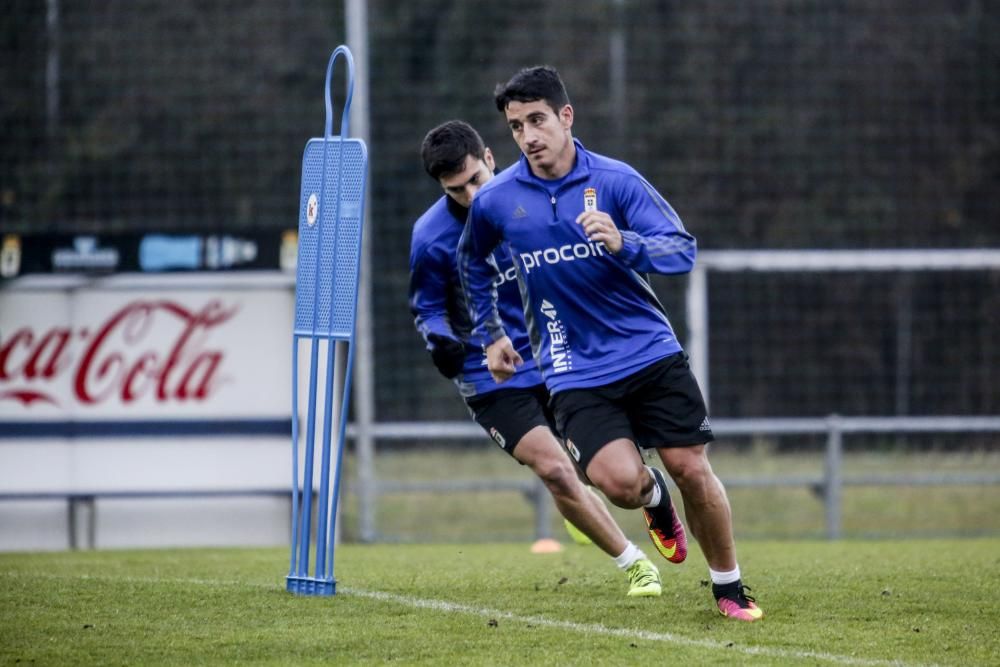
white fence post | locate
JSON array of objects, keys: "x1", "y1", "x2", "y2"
[
  {"x1": 686, "y1": 263, "x2": 710, "y2": 406},
  {"x1": 824, "y1": 415, "x2": 844, "y2": 539}
]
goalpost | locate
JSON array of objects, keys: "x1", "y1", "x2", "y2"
[{"x1": 686, "y1": 249, "x2": 1000, "y2": 407}]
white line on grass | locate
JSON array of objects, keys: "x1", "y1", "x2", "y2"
[
  {"x1": 342, "y1": 587, "x2": 917, "y2": 667},
  {"x1": 3, "y1": 571, "x2": 922, "y2": 667}
]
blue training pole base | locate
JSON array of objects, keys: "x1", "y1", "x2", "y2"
[{"x1": 286, "y1": 576, "x2": 336, "y2": 596}]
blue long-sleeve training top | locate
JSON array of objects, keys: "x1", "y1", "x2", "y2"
[
  {"x1": 409, "y1": 193, "x2": 542, "y2": 397},
  {"x1": 458, "y1": 139, "x2": 696, "y2": 395}
]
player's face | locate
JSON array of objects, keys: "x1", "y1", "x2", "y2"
[
  {"x1": 504, "y1": 99, "x2": 574, "y2": 179},
  {"x1": 438, "y1": 149, "x2": 495, "y2": 209}
]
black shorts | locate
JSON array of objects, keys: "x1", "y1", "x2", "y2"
[
  {"x1": 465, "y1": 384, "x2": 557, "y2": 458},
  {"x1": 550, "y1": 352, "x2": 714, "y2": 472}
]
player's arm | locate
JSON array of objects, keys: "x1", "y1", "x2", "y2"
[
  {"x1": 457, "y1": 201, "x2": 522, "y2": 382},
  {"x1": 457, "y1": 200, "x2": 506, "y2": 344},
  {"x1": 408, "y1": 247, "x2": 466, "y2": 379},
  {"x1": 577, "y1": 175, "x2": 696, "y2": 275}
]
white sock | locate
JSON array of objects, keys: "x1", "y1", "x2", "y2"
[
  {"x1": 644, "y1": 466, "x2": 663, "y2": 508},
  {"x1": 613, "y1": 542, "x2": 646, "y2": 570},
  {"x1": 709, "y1": 565, "x2": 741, "y2": 585}
]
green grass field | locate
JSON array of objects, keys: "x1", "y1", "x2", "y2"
[{"x1": 3, "y1": 539, "x2": 999, "y2": 665}]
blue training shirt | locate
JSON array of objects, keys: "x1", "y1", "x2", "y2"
[
  {"x1": 409, "y1": 193, "x2": 542, "y2": 397},
  {"x1": 458, "y1": 140, "x2": 696, "y2": 395}
]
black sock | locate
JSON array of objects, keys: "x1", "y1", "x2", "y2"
[
  {"x1": 712, "y1": 580, "x2": 742, "y2": 601},
  {"x1": 647, "y1": 466, "x2": 673, "y2": 513}
]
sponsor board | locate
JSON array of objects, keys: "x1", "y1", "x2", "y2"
[
  {"x1": 5, "y1": 232, "x2": 295, "y2": 276},
  {"x1": 0, "y1": 280, "x2": 291, "y2": 419}
]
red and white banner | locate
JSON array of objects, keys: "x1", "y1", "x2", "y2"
[{"x1": 0, "y1": 276, "x2": 293, "y2": 421}]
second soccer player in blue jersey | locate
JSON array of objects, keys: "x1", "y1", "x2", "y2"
[{"x1": 458, "y1": 66, "x2": 763, "y2": 622}]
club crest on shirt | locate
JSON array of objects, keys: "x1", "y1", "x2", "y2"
[{"x1": 583, "y1": 187, "x2": 597, "y2": 212}]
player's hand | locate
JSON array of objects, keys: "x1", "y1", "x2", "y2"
[
  {"x1": 427, "y1": 333, "x2": 466, "y2": 379},
  {"x1": 576, "y1": 210, "x2": 623, "y2": 253},
  {"x1": 486, "y1": 336, "x2": 522, "y2": 383}
]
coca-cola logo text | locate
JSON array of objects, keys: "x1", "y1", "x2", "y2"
[{"x1": 0, "y1": 299, "x2": 238, "y2": 408}]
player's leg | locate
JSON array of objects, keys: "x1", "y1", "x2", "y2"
[
  {"x1": 552, "y1": 380, "x2": 687, "y2": 566},
  {"x1": 473, "y1": 385, "x2": 628, "y2": 557},
  {"x1": 632, "y1": 353, "x2": 762, "y2": 621},
  {"x1": 635, "y1": 357, "x2": 734, "y2": 568},
  {"x1": 510, "y1": 425, "x2": 628, "y2": 558},
  {"x1": 469, "y1": 386, "x2": 661, "y2": 597},
  {"x1": 550, "y1": 385, "x2": 648, "y2": 509},
  {"x1": 584, "y1": 438, "x2": 654, "y2": 509},
  {"x1": 656, "y1": 445, "x2": 732, "y2": 569},
  {"x1": 657, "y1": 445, "x2": 760, "y2": 620},
  {"x1": 536, "y1": 390, "x2": 619, "y2": 549},
  {"x1": 549, "y1": 384, "x2": 685, "y2": 596},
  {"x1": 581, "y1": 438, "x2": 687, "y2": 563}
]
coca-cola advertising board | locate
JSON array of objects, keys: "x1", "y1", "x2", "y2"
[{"x1": 0, "y1": 275, "x2": 292, "y2": 424}]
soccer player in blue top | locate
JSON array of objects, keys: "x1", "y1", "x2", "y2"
[
  {"x1": 458, "y1": 68, "x2": 763, "y2": 621},
  {"x1": 409, "y1": 120, "x2": 664, "y2": 597}
]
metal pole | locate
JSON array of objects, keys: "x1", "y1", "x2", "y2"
[
  {"x1": 894, "y1": 274, "x2": 913, "y2": 416},
  {"x1": 346, "y1": 0, "x2": 377, "y2": 543},
  {"x1": 894, "y1": 275, "x2": 913, "y2": 449},
  {"x1": 67, "y1": 497, "x2": 77, "y2": 550},
  {"x1": 609, "y1": 0, "x2": 627, "y2": 149},
  {"x1": 46, "y1": 0, "x2": 60, "y2": 141},
  {"x1": 824, "y1": 415, "x2": 843, "y2": 539},
  {"x1": 686, "y1": 263, "x2": 709, "y2": 406}
]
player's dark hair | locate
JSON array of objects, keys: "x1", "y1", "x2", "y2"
[
  {"x1": 421, "y1": 120, "x2": 487, "y2": 180},
  {"x1": 494, "y1": 66, "x2": 571, "y2": 114}
]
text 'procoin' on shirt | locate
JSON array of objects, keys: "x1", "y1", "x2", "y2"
[{"x1": 519, "y1": 241, "x2": 608, "y2": 274}]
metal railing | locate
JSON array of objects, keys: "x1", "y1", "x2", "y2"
[{"x1": 349, "y1": 415, "x2": 1000, "y2": 541}]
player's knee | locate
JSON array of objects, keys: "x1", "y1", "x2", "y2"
[
  {"x1": 663, "y1": 450, "x2": 712, "y2": 492},
  {"x1": 593, "y1": 471, "x2": 647, "y2": 509},
  {"x1": 532, "y1": 457, "x2": 580, "y2": 498}
]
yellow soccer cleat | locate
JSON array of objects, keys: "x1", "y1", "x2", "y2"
[{"x1": 625, "y1": 558, "x2": 662, "y2": 597}]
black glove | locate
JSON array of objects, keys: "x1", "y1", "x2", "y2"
[{"x1": 427, "y1": 333, "x2": 466, "y2": 379}]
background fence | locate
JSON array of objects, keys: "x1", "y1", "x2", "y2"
[{"x1": 2, "y1": 1, "x2": 998, "y2": 545}]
